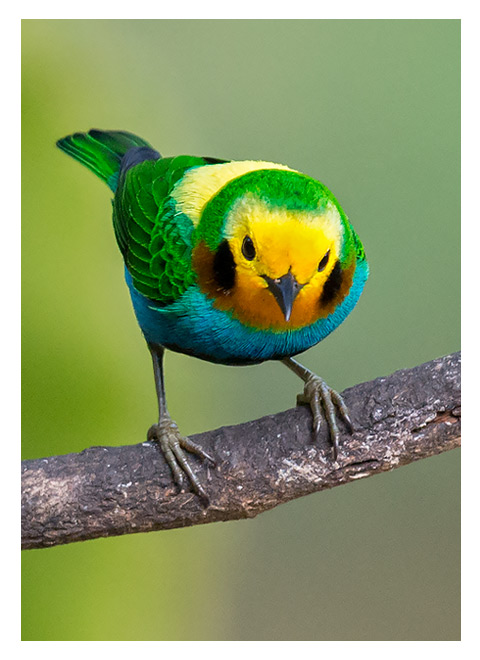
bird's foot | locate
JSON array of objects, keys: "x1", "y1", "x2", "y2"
[
  {"x1": 296, "y1": 375, "x2": 353, "y2": 460},
  {"x1": 147, "y1": 417, "x2": 215, "y2": 503}
]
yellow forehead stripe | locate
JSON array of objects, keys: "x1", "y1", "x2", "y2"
[{"x1": 171, "y1": 160, "x2": 294, "y2": 226}]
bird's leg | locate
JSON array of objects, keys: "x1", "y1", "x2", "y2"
[
  {"x1": 282, "y1": 357, "x2": 353, "y2": 460},
  {"x1": 147, "y1": 343, "x2": 214, "y2": 501}
]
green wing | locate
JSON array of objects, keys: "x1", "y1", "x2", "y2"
[
  {"x1": 56, "y1": 129, "x2": 228, "y2": 304},
  {"x1": 114, "y1": 155, "x2": 224, "y2": 303}
]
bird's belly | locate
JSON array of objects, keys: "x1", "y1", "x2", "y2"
[
  {"x1": 128, "y1": 287, "x2": 305, "y2": 365},
  {"x1": 125, "y1": 267, "x2": 367, "y2": 365}
]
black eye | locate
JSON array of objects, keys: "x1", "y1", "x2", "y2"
[
  {"x1": 318, "y1": 249, "x2": 330, "y2": 272},
  {"x1": 242, "y1": 236, "x2": 256, "y2": 261}
]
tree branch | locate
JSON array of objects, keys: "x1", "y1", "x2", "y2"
[{"x1": 22, "y1": 352, "x2": 461, "y2": 550}]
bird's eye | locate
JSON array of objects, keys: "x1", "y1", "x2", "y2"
[
  {"x1": 242, "y1": 236, "x2": 256, "y2": 261},
  {"x1": 318, "y1": 249, "x2": 330, "y2": 272}
]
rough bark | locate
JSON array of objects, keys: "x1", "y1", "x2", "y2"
[{"x1": 22, "y1": 352, "x2": 461, "y2": 550}]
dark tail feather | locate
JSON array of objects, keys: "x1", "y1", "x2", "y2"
[{"x1": 56, "y1": 129, "x2": 160, "y2": 191}]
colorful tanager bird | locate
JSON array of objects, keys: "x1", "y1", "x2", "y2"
[{"x1": 57, "y1": 129, "x2": 369, "y2": 500}]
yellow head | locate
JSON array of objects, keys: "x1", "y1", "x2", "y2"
[{"x1": 193, "y1": 192, "x2": 355, "y2": 331}]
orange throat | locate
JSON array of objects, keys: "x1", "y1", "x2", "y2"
[{"x1": 193, "y1": 241, "x2": 355, "y2": 331}]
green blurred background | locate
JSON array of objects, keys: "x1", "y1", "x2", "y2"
[{"x1": 22, "y1": 20, "x2": 460, "y2": 640}]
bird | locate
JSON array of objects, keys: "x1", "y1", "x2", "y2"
[{"x1": 57, "y1": 129, "x2": 369, "y2": 501}]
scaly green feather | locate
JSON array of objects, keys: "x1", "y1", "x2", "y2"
[{"x1": 114, "y1": 155, "x2": 220, "y2": 303}]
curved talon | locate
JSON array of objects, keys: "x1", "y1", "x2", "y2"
[
  {"x1": 180, "y1": 435, "x2": 216, "y2": 466},
  {"x1": 298, "y1": 375, "x2": 353, "y2": 459},
  {"x1": 330, "y1": 389, "x2": 354, "y2": 432},
  {"x1": 148, "y1": 419, "x2": 211, "y2": 501}
]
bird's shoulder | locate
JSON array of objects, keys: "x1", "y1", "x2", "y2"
[{"x1": 113, "y1": 154, "x2": 228, "y2": 304}]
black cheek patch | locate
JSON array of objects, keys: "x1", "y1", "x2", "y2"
[
  {"x1": 213, "y1": 240, "x2": 236, "y2": 291},
  {"x1": 321, "y1": 260, "x2": 343, "y2": 306}
]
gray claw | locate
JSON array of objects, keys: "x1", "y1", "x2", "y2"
[
  {"x1": 297, "y1": 375, "x2": 353, "y2": 459},
  {"x1": 148, "y1": 419, "x2": 212, "y2": 502}
]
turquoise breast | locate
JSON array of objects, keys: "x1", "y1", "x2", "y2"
[{"x1": 125, "y1": 262, "x2": 368, "y2": 365}]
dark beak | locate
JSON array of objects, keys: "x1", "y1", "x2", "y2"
[{"x1": 262, "y1": 270, "x2": 304, "y2": 322}]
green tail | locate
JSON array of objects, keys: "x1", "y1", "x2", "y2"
[{"x1": 56, "y1": 129, "x2": 156, "y2": 191}]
